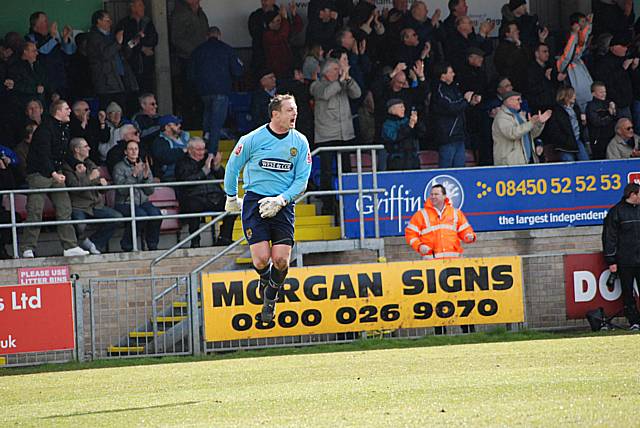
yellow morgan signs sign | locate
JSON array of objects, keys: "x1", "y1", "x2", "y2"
[{"x1": 202, "y1": 257, "x2": 524, "y2": 341}]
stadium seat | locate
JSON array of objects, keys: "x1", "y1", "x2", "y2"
[
  {"x1": 3, "y1": 193, "x2": 56, "y2": 221},
  {"x1": 419, "y1": 150, "x2": 439, "y2": 169},
  {"x1": 98, "y1": 166, "x2": 112, "y2": 183},
  {"x1": 159, "y1": 207, "x2": 181, "y2": 233},
  {"x1": 465, "y1": 150, "x2": 477, "y2": 167},
  {"x1": 349, "y1": 152, "x2": 373, "y2": 172},
  {"x1": 148, "y1": 187, "x2": 179, "y2": 208}
]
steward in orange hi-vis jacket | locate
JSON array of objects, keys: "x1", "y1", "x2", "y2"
[{"x1": 405, "y1": 184, "x2": 476, "y2": 259}]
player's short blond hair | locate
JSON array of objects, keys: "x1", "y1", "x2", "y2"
[{"x1": 268, "y1": 94, "x2": 295, "y2": 118}]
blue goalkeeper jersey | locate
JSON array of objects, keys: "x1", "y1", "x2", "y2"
[{"x1": 224, "y1": 125, "x2": 312, "y2": 203}]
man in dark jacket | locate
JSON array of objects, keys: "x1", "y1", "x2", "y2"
[
  {"x1": 494, "y1": 21, "x2": 530, "y2": 92},
  {"x1": 86, "y1": 10, "x2": 139, "y2": 113},
  {"x1": 20, "y1": 99, "x2": 89, "y2": 258},
  {"x1": 70, "y1": 100, "x2": 110, "y2": 164},
  {"x1": 25, "y1": 11, "x2": 76, "y2": 99},
  {"x1": 175, "y1": 137, "x2": 236, "y2": 247},
  {"x1": 586, "y1": 81, "x2": 617, "y2": 159},
  {"x1": 592, "y1": 35, "x2": 635, "y2": 119},
  {"x1": 602, "y1": 182, "x2": 640, "y2": 330},
  {"x1": 444, "y1": 15, "x2": 493, "y2": 75},
  {"x1": 431, "y1": 62, "x2": 480, "y2": 168},
  {"x1": 248, "y1": 0, "x2": 278, "y2": 77},
  {"x1": 189, "y1": 27, "x2": 243, "y2": 155},
  {"x1": 251, "y1": 70, "x2": 277, "y2": 130},
  {"x1": 115, "y1": 0, "x2": 158, "y2": 94},
  {"x1": 8, "y1": 41, "x2": 49, "y2": 111},
  {"x1": 150, "y1": 115, "x2": 189, "y2": 180},
  {"x1": 525, "y1": 42, "x2": 565, "y2": 113}
]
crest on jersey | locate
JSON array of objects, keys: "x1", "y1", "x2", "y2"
[
  {"x1": 245, "y1": 228, "x2": 252, "y2": 240},
  {"x1": 290, "y1": 147, "x2": 298, "y2": 157},
  {"x1": 234, "y1": 143, "x2": 243, "y2": 156}
]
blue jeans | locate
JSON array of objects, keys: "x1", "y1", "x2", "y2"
[
  {"x1": 115, "y1": 202, "x2": 162, "y2": 251},
  {"x1": 201, "y1": 94, "x2": 229, "y2": 154},
  {"x1": 72, "y1": 207, "x2": 123, "y2": 252},
  {"x1": 438, "y1": 142, "x2": 465, "y2": 168},
  {"x1": 558, "y1": 140, "x2": 590, "y2": 162}
]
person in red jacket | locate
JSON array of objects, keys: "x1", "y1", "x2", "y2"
[
  {"x1": 263, "y1": 3, "x2": 303, "y2": 79},
  {"x1": 405, "y1": 184, "x2": 476, "y2": 259}
]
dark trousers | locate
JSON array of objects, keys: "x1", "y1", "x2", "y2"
[
  {"x1": 618, "y1": 266, "x2": 640, "y2": 325},
  {"x1": 180, "y1": 195, "x2": 236, "y2": 244},
  {"x1": 115, "y1": 202, "x2": 161, "y2": 251},
  {"x1": 72, "y1": 207, "x2": 123, "y2": 252},
  {"x1": 318, "y1": 140, "x2": 352, "y2": 215}
]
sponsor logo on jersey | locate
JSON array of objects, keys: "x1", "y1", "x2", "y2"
[
  {"x1": 259, "y1": 158, "x2": 293, "y2": 172},
  {"x1": 306, "y1": 151, "x2": 312, "y2": 164}
]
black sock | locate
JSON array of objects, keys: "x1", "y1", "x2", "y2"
[
  {"x1": 265, "y1": 266, "x2": 288, "y2": 300},
  {"x1": 254, "y1": 263, "x2": 271, "y2": 284}
]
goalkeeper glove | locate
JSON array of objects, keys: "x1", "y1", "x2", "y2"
[
  {"x1": 225, "y1": 195, "x2": 243, "y2": 213},
  {"x1": 258, "y1": 195, "x2": 287, "y2": 218}
]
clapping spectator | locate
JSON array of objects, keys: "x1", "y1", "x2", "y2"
[
  {"x1": 175, "y1": 137, "x2": 236, "y2": 247},
  {"x1": 248, "y1": 0, "x2": 278, "y2": 77},
  {"x1": 8, "y1": 41, "x2": 49, "y2": 111},
  {"x1": 251, "y1": 70, "x2": 277, "y2": 129},
  {"x1": 115, "y1": 0, "x2": 158, "y2": 94},
  {"x1": 381, "y1": 98, "x2": 420, "y2": 170},
  {"x1": 494, "y1": 22, "x2": 530, "y2": 92},
  {"x1": 545, "y1": 87, "x2": 590, "y2": 161},
  {"x1": 150, "y1": 115, "x2": 190, "y2": 180},
  {"x1": 606, "y1": 118, "x2": 640, "y2": 159},
  {"x1": 592, "y1": 33, "x2": 635, "y2": 120},
  {"x1": 525, "y1": 42, "x2": 565, "y2": 113},
  {"x1": 306, "y1": 3, "x2": 338, "y2": 51},
  {"x1": 86, "y1": 10, "x2": 138, "y2": 113},
  {"x1": 132, "y1": 93, "x2": 160, "y2": 149},
  {"x1": 99, "y1": 102, "x2": 124, "y2": 163},
  {"x1": 113, "y1": 140, "x2": 160, "y2": 251},
  {"x1": 586, "y1": 82, "x2": 617, "y2": 159},
  {"x1": 263, "y1": 3, "x2": 303, "y2": 79},
  {"x1": 431, "y1": 62, "x2": 481, "y2": 168},
  {"x1": 69, "y1": 100, "x2": 110, "y2": 164},
  {"x1": 444, "y1": 15, "x2": 494, "y2": 74},
  {"x1": 62, "y1": 137, "x2": 122, "y2": 254}
]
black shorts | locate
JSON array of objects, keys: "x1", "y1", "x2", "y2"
[{"x1": 242, "y1": 191, "x2": 295, "y2": 246}]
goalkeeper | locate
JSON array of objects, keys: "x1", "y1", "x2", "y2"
[{"x1": 225, "y1": 94, "x2": 312, "y2": 323}]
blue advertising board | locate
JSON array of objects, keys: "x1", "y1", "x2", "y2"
[{"x1": 342, "y1": 159, "x2": 640, "y2": 238}]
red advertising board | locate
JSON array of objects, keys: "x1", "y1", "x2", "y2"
[
  {"x1": 17, "y1": 265, "x2": 69, "y2": 285},
  {"x1": 563, "y1": 253, "x2": 638, "y2": 319},
  {"x1": 0, "y1": 282, "x2": 75, "y2": 355}
]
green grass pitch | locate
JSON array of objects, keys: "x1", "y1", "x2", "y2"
[{"x1": 1, "y1": 334, "x2": 638, "y2": 427}]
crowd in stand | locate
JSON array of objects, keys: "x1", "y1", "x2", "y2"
[{"x1": 0, "y1": 0, "x2": 639, "y2": 258}]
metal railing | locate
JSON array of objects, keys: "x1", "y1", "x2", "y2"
[{"x1": 0, "y1": 178, "x2": 231, "y2": 257}]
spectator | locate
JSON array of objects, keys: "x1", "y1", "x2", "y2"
[
  {"x1": 494, "y1": 21, "x2": 531, "y2": 92},
  {"x1": 442, "y1": 0, "x2": 469, "y2": 37},
  {"x1": 86, "y1": 10, "x2": 138, "y2": 113},
  {"x1": 115, "y1": 0, "x2": 159, "y2": 94},
  {"x1": 606, "y1": 118, "x2": 640, "y2": 159},
  {"x1": 20, "y1": 99, "x2": 89, "y2": 258},
  {"x1": 349, "y1": 3, "x2": 385, "y2": 64},
  {"x1": 500, "y1": 0, "x2": 546, "y2": 48},
  {"x1": 10, "y1": 99, "x2": 42, "y2": 148},
  {"x1": 14, "y1": 121, "x2": 37, "y2": 182},
  {"x1": 444, "y1": 15, "x2": 494, "y2": 74},
  {"x1": 263, "y1": 4, "x2": 303, "y2": 79},
  {"x1": 586, "y1": 82, "x2": 617, "y2": 159},
  {"x1": 592, "y1": 33, "x2": 635, "y2": 120},
  {"x1": 0, "y1": 151, "x2": 18, "y2": 258},
  {"x1": 189, "y1": 26, "x2": 244, "y2": 155},
  {"x1": 545, "y1": 87, "x2": 590, "y2": 161},
  {"x1": 336, "y1": 30, "x2": 370, "y2": 96},
  {"x1": 431, "y1": 62, "x2": 480, "y2": 168},
  {"x1": 593, "y1": 0, "x2": 634, "y2": 40},
  {"x1": 396, "y1": 28, "x2": 430, "y2": 67},
  {"x1": 278, "y1": 69, "x2": 314, "y2": 145},
  {"x1": 602, "y1": 182, "x2": 640, "y2": 331},
  {"x1": 113, "y1": 140, "x2": 160, "y2": 251},
  {"x1": 170, "y1": 0, "x2": 209, "y2": 128},
  {"x1": 525, "y1": 42, "x2": 566, "y2": 113},
  {"x1": 24, "y1": 98, "x2": 43, "y2": 125},
  {"x1": 306, "y1": 3, "x2": 338, "y2": 51},
  {"x1": 69, "y1": 100, "x2": 109, "y2": 164},
  {"x1": 402, "y1": 1, "x2": 440, "y2": 51},
  {"x1": 457, "y1": 48, "x2": 490, "y2": 157},
  {"x1": 248, "y1": 0, "x2": 278, "y2": 76},
  {"x1": 175, "y1": 137, "x2": 236, "y2": 247},
  {"x1": 310, "y1": 58, "x2": 361, "y2": 214},
  {"x1": 99, "y1": 102, "x2": 124, "y2": 163},
  {"x1": 371, "y1": 61, "x2": 427, "y2": 140},
  {"x1": 385, "y1": 0, "x2": 410, "y2": 53},
  {"x1": 67, "y1": 33, "x2": 93, "y2": 100},
  {"x1": 8, "y1": 41, "x2": 49, "y2": 111},
  {"x1": 0, "y1": 144, "x2": 20, "y2": 184},
  {"x1": 492, "y1": 91, "x2": 549, "y2": 165},
  {"x1": 557, "y1": 13, "x2": 593, "y2": 112},
  {"x1": 62, "y1": 137, "x2": 122, "y2": 254},
  {"x1": 25, "y1": 11, "x2": 76, "y2": 99},
  {"x1": 132, "y1": 93, "x2": 160, "y2": 149},
  {"x1": 302, "y1": 43, "x2": 324, "y2": 81},
  {"x1": 151, "y1": 115, "x2": 189, "y2": 180},
  {"x1": 381, "y1": 98, "x2": 419, "y2": 170},
  {"x1": 106, "y1": 123, "x2": 147, "y2": 174},
  {"x1": 250, "y1": 70, "x2": 277, "y2": 129}
]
